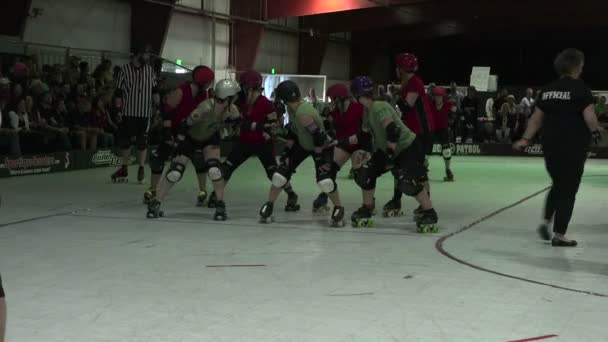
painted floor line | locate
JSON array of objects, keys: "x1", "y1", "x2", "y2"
[{"x1": 435, "y1": 185, "x2": 608, "y2": 298}]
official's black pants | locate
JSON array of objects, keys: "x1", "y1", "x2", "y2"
[{"x1": 543, "y1": 146, "x2": 587, "y2": 235}]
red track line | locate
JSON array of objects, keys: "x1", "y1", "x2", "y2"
[
  {"x1": 205, "y1": 265, "x2": 267, "y2": 268},
  {"x1": 435, "y1": 186, "x2": 608, "y2": 298},
  {"x1": 508, "y1": 334, "x2": 558, "y2": 342}
]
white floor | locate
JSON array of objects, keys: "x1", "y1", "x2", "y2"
[{"x1": 1, "y1": 156, "x2": 607, "y2": 342}]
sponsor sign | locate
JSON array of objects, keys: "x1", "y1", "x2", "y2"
[
  {"x1": 0, "y1": 152, "x2": 71, "y2": 177},
  {"x1": 432, "y1": 143, "x2": 482, "y2": 156},
  {"x1": 90, "y1": 150, "x2": 135, "y2": 167}
]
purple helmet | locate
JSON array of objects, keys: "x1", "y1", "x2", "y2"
[{"x1": 350, "y1": 76, "x2": 374, "y2": 97}]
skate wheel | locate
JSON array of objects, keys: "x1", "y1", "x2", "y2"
[
  {"x1": 259, "y1": 216, "x2": 274, "y2": 224},
  {"x1": 214, "y1": 216, "x2": 226, "y2": 221}
]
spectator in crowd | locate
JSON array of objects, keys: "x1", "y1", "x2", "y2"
[
  {"x1": 8, "y1": 96, "x2": 44, "y2": 154},
  {"x1": 90, "y1": 96, "x2": 115, "y2": 148},
  {"x1": 496, "y1": 94, "x2": 518, "y2": 143},
  {"x1": 492, "y1": 88, "x2": 509, "y2": 118},
  {"x1": 0, "y1": 78, "x2": 20, "y2": 156},
  {"x1": 449, "y1": 82, "x2": 464, "y2": 111},
  {"x1": 35, "y1": 92, "x2": 71, "y2": 151},
  {"x1": 520, "y1": 88, "x2": 535, "y2": 117},
  {"x1": 460, "y1": 86, "x2": 479, "y2": 143}
]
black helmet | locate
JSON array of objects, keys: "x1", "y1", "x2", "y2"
[{"x1": 275, "y1": 80, "x2": 300, "y2": 103}]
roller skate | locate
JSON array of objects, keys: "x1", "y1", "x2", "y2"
[
  {"x1": 146, "y1": 199, "x2": 164, "y2": 218},
  {"x1": 351, "y1": 204, "x2": 375, "y2": 228},
  {"x1": 206, "y1": 191, "x2": 217, "y2": 208},
  {"x1": 329, "y1": 206, "x2": 345, "y2": 227},
  {"x1": 444, "y1": 169, "x2": 454, "y2": 182},
  {"x1": 382, "y1": 198, "x2": 403, "y2": 218},
  {"x1": 137, "y1": 166, "x2": 145, "y2": 184},
  {"x1": 111, "y1": 167, "x2": 128, "y2": 183},
  {"x1": 213, "y1": 200, "x2": 227, "y2": 221},
  {"x1": 415, "y1": 208, "x2": 439, "y2": 233},
  {"x1": 537, "y1": 222, "x2": 551, "y2": 241},
  {"x1": 413, "y1": 206, "x2": 423, "y2": 222},
  {"x1": 143, "y1": 189, "x2": 156, "y2": 204},
  {"x1": 196, "y1": 190, "x2": 208, "y2": 207},
  {"x1": 285, "y1": 192, "x2": 301, "y2": 212},
  {"x1": 259, "y1": 201, "x2": 274, "y2": 223},
  {"x1": 312, "y1": 193, "x2": 329, "y2": 214}
]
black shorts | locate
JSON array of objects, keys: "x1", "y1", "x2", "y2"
[
  {"x1": 117, "y1": 117, "x2": 150, "y2": 149},
  {"x1": 181, "y1": 132, "x2": 221, "y2": 157},
  {"x1": 225, "y1": 142, "x2": 277, "y2": 180},
  {"x1": 434, "y1": 128, "x2": 450, "y2": 145},
  {"x1": 336, "y1": 144, "x2": 361, "y2": 154},
  {"x1": 366, "y1": 138, "x2": 426, "y2": 180},
  {"x1": 0, "y1": 273, "x2": 4, "y2": 298},
  {"x1": 418, "y1": 133, "x2": 434, "y2": 156}
]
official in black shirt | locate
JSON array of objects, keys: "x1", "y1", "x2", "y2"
[{"x1": 516, "y1": 48, "x2": 602, "y2": 247}]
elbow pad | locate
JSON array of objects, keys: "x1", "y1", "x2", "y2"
[
  {"x1": 396, "y1": 98, "x2": 411, "y2": 114},
  {"x1": 386, "y1": 122, "x2": 400, "y2": 143}
]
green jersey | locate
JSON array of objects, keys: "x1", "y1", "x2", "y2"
[
  {"x1": 288, "y1": 101, "x2": 325, "y2": 151},
  {"x1": 362, "y1": 101, "x2": 416, "y2": 156},
  {"x1": 187, "y1": 99, "x2": 233, "y2": 142}
]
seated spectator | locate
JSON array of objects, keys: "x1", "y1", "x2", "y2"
[
  {"x1": 520, "y1": 88, "x2": 535, "y2": 118},
  {"x1": 36, "y1": 92, "x2": 71, "y2": 151},
  {"x1": 449, "y1": 82, "x2": 465, "y2": 112},
  {"x1": 0, "y1": 98, "x2": 21, "y2": 156},
  {"x1": 90, "y1": 96, "x2": 114, "y2": 149},
  {"x1": 496, "y1": 95, "x2": 518, "y2": 143},
  {"x1": 8, "y1": 96, "x2": 44, "y2": 154}
]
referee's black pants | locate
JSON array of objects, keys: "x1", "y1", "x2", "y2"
[{"x1": 543, "y1": 145, "x2": 587, "y2": 235}]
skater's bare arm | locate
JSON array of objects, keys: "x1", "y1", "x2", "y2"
[{"x1": 521, "y1": 108, "x2": 544, "y2": 141}]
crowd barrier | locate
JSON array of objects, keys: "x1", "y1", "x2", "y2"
[{"x1": 1, "y1": 143, "x2": 607, "y2": 178}]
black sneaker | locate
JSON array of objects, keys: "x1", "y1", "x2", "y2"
[
  {"x1": 537, "y1": 223, "x2": 551, "y2": 241},
  {"x1": 551, "y1": 238, "x2": 577, "y2": 247}
]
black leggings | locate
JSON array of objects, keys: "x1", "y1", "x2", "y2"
[
  {"x1": 0, "y1": 273, "x2": 4, "y2": 298},
  {"x1": 224, "y1": 142, "x2": 277, "y2": 181},
  {"x1": 543, "y1": 147, "x2": 587, "y2": 235}
]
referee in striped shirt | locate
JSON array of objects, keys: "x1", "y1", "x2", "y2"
[{"x1": 111, "y1": 48, "x2": 160, "y2": 183}]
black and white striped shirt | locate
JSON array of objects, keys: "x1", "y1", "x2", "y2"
[{"x1": 116, "y1": 62, "x2": 157, "y2": 118}]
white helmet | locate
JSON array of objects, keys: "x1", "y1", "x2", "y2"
[{"x1": 214, "y1": 79, "x2": 241, "y2": 100}]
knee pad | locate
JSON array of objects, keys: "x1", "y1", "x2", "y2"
[
  {"x1": 397, "y1": 171, "x2": 424, "y2": 196},
  {"x1": 136, "y1": 134, "x2": 148, "y2": 150},
  {"x1": 317, "y1": 178, "x2": 337, "y2": 193},
  {"x1": 354, "y1": 165, "x2": 376, "y2": 190},
  {"x1": 264, "y1": 165, "x2": 277, "y2": 181},
  {"x1": 166, "y1": 161, "x2": 186, "y2": 183},
  {"x1": 272, "y1": 171, "x2": 288, "y2": 188},
  {"x1": 205, "y1": 158, "x2": 223, "y2": 181},
  {"x1": 191, "y1": 149, "x2": 206, "y2": 174},
  {"x1": 442, "y1": 144, "x2": 452, "y2": 160}
]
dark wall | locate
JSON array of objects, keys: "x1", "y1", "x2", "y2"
[{"x1": 387, "y1": 29, "x2": 608, "y2": 89}]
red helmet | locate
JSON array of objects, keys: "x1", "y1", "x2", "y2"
[
  {"x1": 326, "y1": 83, "x2": 348, "y2": 100},
  {"x1": 432, "y1": 86, "x2": 447, "y2": 97},
  {"x1": 239, "y1": 70, "x2": 263, "y2": 89},
  {"x1": 192, "y1": 65, "x2": 215, "y2": 85},
  {"x1": 395, "y1": 53, "x2": 418, "y2": 72}
]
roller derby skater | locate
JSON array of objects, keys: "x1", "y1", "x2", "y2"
[
  {"x1": 144, "y1": 65, "x2": 215, "y2": 205},
  {"x1": 209, "y1": 70, "x2": 301, "y2": 212},
  {"x1": 430, "y1": 86, "x2": 457, "y2": 182},
  {"x1": 112, "y1": 48, "x2": 159, "y2": 184},
  {"x1": 348, "y1": 76, "x2": 439, "y2": 232},
  {"x1": 257, "y1": 80, "x2": 335, "y2": 224},
  {"x1": 388, "y1": 53, "x2": 435, "y2": 211},
  {"x1": 312, "y1": 192, "x2": 329, "y2": 213},
  {"x1": 311, "y1": 84, "x2": 366, "y2": 220},
  {"x1": 147, "y1": 79, "x2": 241, "y2": 220},
  {"x1": 382, "y1": 198, "x2": 403, "y2": 218}
]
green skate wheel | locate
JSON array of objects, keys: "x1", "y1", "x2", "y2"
[{"x1": 429, "y1": 225, "x2": 439, "y2": 233}]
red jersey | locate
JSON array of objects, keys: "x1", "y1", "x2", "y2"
[
  {"x1": 240, "y1": 95, "x2": 275, "y2": 145},
  {"x1": 172, "y1": 83, "x2": 208, "y2": 128},
  {"x1": 430, "y1": 100, "x2": 454, "y2": 131},
  {"x1": 401, "y1": 75, "x2": 434, "y2": 135},
  {"x1": 329, "y1": 101, "x2": 364, "y2": 140}
]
